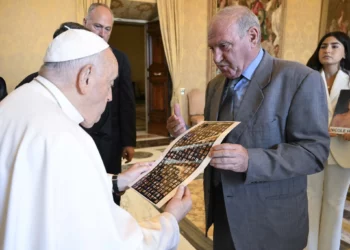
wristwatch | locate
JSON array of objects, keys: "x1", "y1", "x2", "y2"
[{"x1": 112, "y1": 174, "x2": 125, "y2": 196}]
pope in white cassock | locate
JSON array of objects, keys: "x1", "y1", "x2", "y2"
[{"x1": 0, "y1": 29, "x2": 192, "y2": 250}]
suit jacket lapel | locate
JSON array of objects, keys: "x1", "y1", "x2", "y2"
[
  {"x1": 227, "y1": 52, "x2": 273, "y2": 141},
  {"x1": 330, "y1": 70, "x2": 349, "y2": 102},
  {"x1": 322, "y1": 70, "x2": 349, "y2": 122},
  {"x1": 209, "y1": 76, "x2": 226, "y2": 121},
  {"x1": 320, "y1": 70, "x2": 332, "y2": 116}
]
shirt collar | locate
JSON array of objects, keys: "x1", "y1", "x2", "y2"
[
  {"x1": 241, "y1": 49, "x2": 264, "y2": 80},
  {"x1": 35, "y1": 75, "x2": 84, "y2": 124}
]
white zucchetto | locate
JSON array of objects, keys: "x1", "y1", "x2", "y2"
[{"x1": 43, "y1": 29, "x2": 109, "y2": 62}]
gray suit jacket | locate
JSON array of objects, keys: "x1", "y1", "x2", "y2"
[{"x1": 204, "y1": 52, "x2": 330, "y2": 250}]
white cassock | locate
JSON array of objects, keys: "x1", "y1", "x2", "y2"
[{"x1": 0, "y1": 76, "x2": 179, "y2": 250}]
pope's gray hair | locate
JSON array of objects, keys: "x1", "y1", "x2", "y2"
[
  {"x1": 212, "y1": 5, "x2": 261, "y2": 41},
  {"x1": 40, "y1": 52, "x2": 103, "y2": 78}
]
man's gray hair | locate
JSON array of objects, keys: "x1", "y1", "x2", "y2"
[
  {"x1": 86, "y1": 3, "x2": 114, "y2": 19},
  {"x1": 214, "y1": 6, "x2": 261, "y2": 41}
]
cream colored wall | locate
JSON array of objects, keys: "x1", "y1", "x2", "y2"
[
  {"x1": 282, "y1": 0, "x2": 323, "y2": 64},
  {"x1": 0, "y1": 0, "x2": 77, "y2": 91},
  {"x1": 178, "y1": 0, "x2": 208, "y2": 124}
]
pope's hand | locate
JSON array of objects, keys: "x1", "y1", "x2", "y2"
[
  {"x1": 164, "y1": 185, "x2": 192, "y2": 222},
  {"x1": 117, "y1": 162, "x2": 153, "y2": 192},
  {"x1": 209, "y1": 143, "x2": 249, "y2": 172},
  {"x1": 166, "y1": 103, "x2": 186, "y2": 138}
]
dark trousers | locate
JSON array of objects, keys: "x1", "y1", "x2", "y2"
[
  {"x1": 213, "y1": 184, "x2": 236, "y2": 250},
  {"x1": 113, "y1": 193, "x2": 121, "y2": 205}
]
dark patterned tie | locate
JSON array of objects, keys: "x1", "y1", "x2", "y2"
[
  {"x1": 218, "y1": 76, "x2": 242, "y2": 121},
  {"x1": 213, "y1": 76, "x2": 242, "y2": 187}
]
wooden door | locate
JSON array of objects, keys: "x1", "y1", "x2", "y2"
[{"x1": 147, "y1": 21, "x2": 172, "y2": 136}]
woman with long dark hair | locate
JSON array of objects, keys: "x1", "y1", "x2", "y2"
[{"x1": 306, "y1": 31, "x2": 350, "y2": 250}]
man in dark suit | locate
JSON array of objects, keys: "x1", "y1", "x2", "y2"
[
  {"x1": 83, "y1": 4, "x2": 136, "y2": 186},
  {"x1": 167, "y1": 6, "x2": 330, "y2": 250}
]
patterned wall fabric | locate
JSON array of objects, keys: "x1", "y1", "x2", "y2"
[{"x1": 111, "y1": 0, "x2": 157, "y2": 20}]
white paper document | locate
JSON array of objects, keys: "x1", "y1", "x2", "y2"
[{"x1": 129, "y1": 121, "x2": 240, "y2": 208}]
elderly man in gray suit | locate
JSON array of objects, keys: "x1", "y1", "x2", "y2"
[{"x1": 167, "y1": 6, "x2": 330, "y2": 250}]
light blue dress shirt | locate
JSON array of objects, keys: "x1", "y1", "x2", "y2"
[{"x1": 231, "y1": 49, "x2": 264, "y2": 117}]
